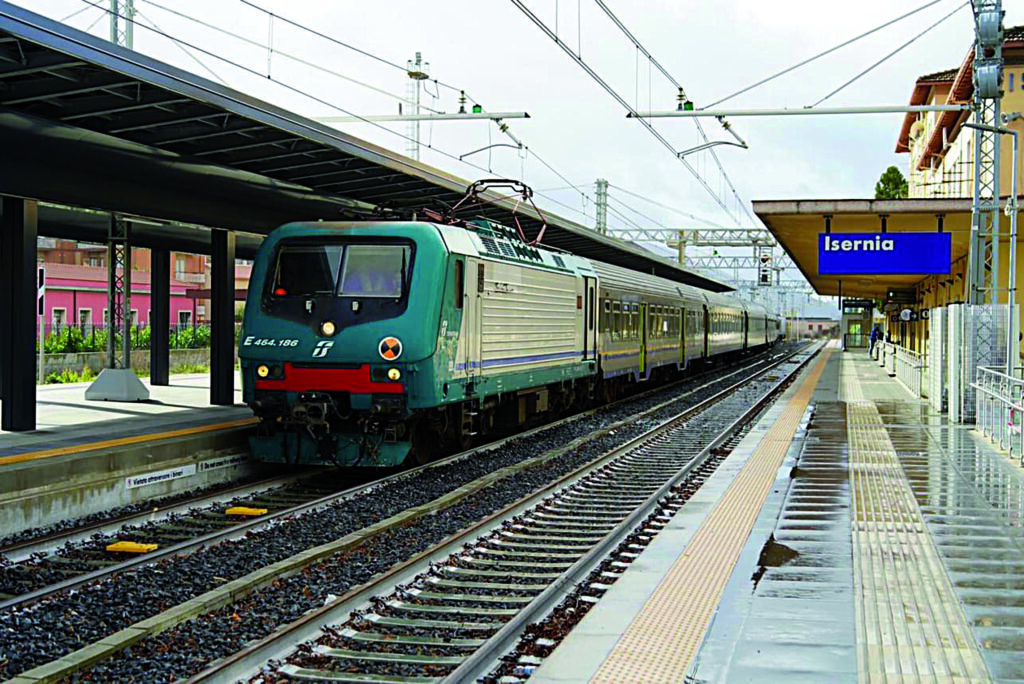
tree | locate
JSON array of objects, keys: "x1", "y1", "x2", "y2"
[{"x1": 875, "y1": 165, "x2": 909, "y2": 200}]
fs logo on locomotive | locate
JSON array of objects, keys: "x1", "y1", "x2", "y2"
[{"x1": 312, "y1": 340, "x2": 335, "y2": 358}]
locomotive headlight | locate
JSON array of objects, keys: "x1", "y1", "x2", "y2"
[
  {"x1": 256, "y1": 364, "x2": 270, "y2": 378},
  {"x1": 387, "y1": 367, "x2": 402, "y2": 381},
  {"x1": 320, "y1": 320, "x2": 337, "y2": 337}
]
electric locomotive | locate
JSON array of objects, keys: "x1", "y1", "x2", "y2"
[{"x1": 240, "y1": 217, "x2": 779, "y2": 467}]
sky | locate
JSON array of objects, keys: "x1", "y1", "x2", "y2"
[{"x1": 15, "y1": 0, "x2": 1023, "y2": 290}]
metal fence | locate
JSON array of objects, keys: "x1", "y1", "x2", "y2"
[
  {"x1": 894, "y1": 346, "x2": 926, "y2": 398},
  {"x1": 878, "y1": 341, "x2": 896, "y2": 375},
  {"x1": 974, "y1": 365, "x2": 1024, "y2": 463}
]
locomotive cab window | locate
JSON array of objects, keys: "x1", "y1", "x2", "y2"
[
  {"x1": 340, "y1": 245, "x2": 410, "y2": 298},
  {"x1": 271, "y1": 245, "x2": 344, "y2": 297},
  {"x1": 269, "y1": 242, "x2": 412, "y2": 300}
]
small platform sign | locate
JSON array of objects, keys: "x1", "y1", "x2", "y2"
[{"x1": 819, "y1": 233, "x2": 950, "y2": 275}]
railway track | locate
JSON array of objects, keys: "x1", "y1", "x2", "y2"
[
  {"x1": 0, "y1": 345, "x2": 793, "y2": 613},
  {"x1": 184, "y1": 344, "x2": 819, "y2": 684},
  {"x1": 0, "y1": 468, "x2": 311, "y2": 563},
  {"x1": 0, "y1": 345, "x2": 807, "y2": 681},
  {"x1": 0, "y1": 472, "x2": 358, "y2": 606}
]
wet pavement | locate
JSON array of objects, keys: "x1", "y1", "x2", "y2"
[
  {"x1": 688, "y1": 401, "x2": 856, "y2": 683},
  {"x1": 532, "y1": 350, "x2": 1024, "y2": 683}
]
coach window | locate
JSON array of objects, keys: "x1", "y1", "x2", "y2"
[
  {"x1": 612, "y1": 302, "x2": 621, "y2": 340},
  {"x1": 601, "y1": 300, "x2": 611, "y2": 332}
]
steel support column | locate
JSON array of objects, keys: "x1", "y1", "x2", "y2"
[
  {"x1": 105, "y1": 215, "x2": 131, "y2": 369},
  {"x1": 150, "y1": 247, "x2": 170, "y2": 386},
  {"x1": 210, "y1": 229, "x2": 235, "y2": 406},
  {"x1": 0, "y1": 197, "x2": 38, "y2": 431}
]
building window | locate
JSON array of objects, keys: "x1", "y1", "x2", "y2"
[
  {"x1": 130, "y1": 309, "x2": 139, "y2": 327},
  {"x1": 178, "y1": 310, "x2": 193, "y2": 328},
  {"x1": 52, "y1": 307, "x2": 66, "y2": 330},
  {"x1": 175, "y1": 254, "x2": 187, "y2": 280},
  {"x1": 78, "y1": 308, "x2": 93, "y2": 330}
]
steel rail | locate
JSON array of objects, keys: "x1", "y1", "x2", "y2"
[
  {"x1": 0, "y1": 346, "x2": 791, "y2": 614},
  {"x1": 442, "y1": 345, "x2": 819, "y2": 682},
  {"x1": 185, "y1": 343, "x2": 816, "y2": 683},
  {"x1": 0, "y1": 467, "x2": 308, "y2": 563}
]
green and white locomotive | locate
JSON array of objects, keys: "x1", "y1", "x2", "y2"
[{"x1": 240, "y1": 218, "x2": 780, "y2": 467}]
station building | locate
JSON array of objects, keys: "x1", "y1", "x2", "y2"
[{"x1": 760, "y1": 25, "x2": 1024, "y2": 421}]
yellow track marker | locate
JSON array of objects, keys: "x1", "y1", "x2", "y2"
[
  {"x1": 225, "y1": 507, "x2": 267, "y2": 516},
  {"x1": 106, "y1": 541, "x2": 159, "y2": 553}
]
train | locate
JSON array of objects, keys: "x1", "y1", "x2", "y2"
[{"x1": 239, "y1": 218, "x2": 782, "y2": 467}]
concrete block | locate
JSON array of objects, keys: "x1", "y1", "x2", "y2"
[{"x1": 84, "y1": 368, "x2": 150, "y2": 401}]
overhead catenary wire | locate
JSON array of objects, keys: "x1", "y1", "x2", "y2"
[
  {"x1": 509, "y1": 0, "x2": 744, "y2": 226},
  {"x1": 145, "y1": 0, "x2": 600, "y2": 220},
  {"x1": 239, "y1": 0, "x2": 478, "y2": 104},
  {"x1": 60, "y1": 3, "x2": 96, "y2": 23},
  {"x1": 76, "y1": 0, "x2": 509, "y2": 177},
  {"x1": 609, "y1": 183, "x2": 730, "y2": 227},
  {"x1": 76, "y1": 0, "x2": 667, "y2": 235},
  {"x1": 133, "y1": 7, "x2": 228, "y2": 85},
  {"x1": 809, "y1": 1, "x2": 967, "y2": 107},
  {"x1": 83, "y1": 7, "x2": 107, "y2": 33},
  {"x1": 705, "y1": 0, "x2": 951, "y2": 109},
  {"x1": 138, "y1": 0, "x2": 446, "y2": 114},
  {"x1": 591, "y1": 0, "x2": 757, "y2": 226}
]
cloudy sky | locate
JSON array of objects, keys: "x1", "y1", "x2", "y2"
[{"x1": 17, "y1": 0, "x2": 1023, "y2": 286}]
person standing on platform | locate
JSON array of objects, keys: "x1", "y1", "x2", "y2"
[{"x1": 869, "y1": 326, "x2": 879, "y2": 356}]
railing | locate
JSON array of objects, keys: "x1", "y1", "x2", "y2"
[
  {"x1": 973, "y1": 366, "x2": 1024, "y2": 463},
  {"x1": 894, "y1": 346, "x2": 925, "y2": 398},
  {"x1": 878, "y1": 341, "x2": 896, "y2": 375}
]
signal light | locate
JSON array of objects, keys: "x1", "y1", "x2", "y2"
[
  {"x1": 387, "y1": 367, "x2": 401, "y2": 381},
  {"x1": 257, "y1": 364, "x2": 270, "y2": 378},
  {"x1": 321, "y1": 320, "x2": 337, "y2": 337}
]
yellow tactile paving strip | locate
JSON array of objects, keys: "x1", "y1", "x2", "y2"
[
  {"x1": 591, "y1": 351, "x2": 831, "y2": 683},
  {"x1": 0, "y1": 418, "x2": 257, "y2": 467},
  {"x1": 847, "y1": 395, "x2": 989, "y2": 682}
]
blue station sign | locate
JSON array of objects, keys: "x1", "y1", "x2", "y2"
[{"x1": 818, "y1": 232, "x2": 951, "y2": 275}]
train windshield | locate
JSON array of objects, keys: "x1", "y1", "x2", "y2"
[
  {"x1": 271, "y1": 243, "x2": 411, "y2": 298},
  {"x1": 339, "y1": 245, "x2": 409, "y2": 298}
]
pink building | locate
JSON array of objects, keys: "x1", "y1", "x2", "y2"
[{"x1": 40, "y1": 262, "x2": 200, "y2": 330}]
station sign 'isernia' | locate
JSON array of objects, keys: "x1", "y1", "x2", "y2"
[{"x1": 818, "y1": 232, "x2": 951, "y2": 275}]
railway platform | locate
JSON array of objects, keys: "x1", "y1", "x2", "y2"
[
  {"x1": 0, "y1": 373, "x2": 257, "y2": 537},
  {"x1": 531, "y1": 345, "x2": 1024, "y2": 683}
]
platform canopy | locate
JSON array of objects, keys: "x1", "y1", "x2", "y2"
[
  {"x1": 754, "y1": 198, "x2": 976, "y2": 298},
  {"x1": 0, "y1": 1, "x2": 730, "y2": 292}
]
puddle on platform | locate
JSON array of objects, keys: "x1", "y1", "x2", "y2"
[{"x1": 751, "y1": 535, "x2": 800, "y2": 589}]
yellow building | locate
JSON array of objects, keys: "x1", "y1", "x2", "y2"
[{"x1": 896, "y1": 25, "x2": 1024, "y2": 199}]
